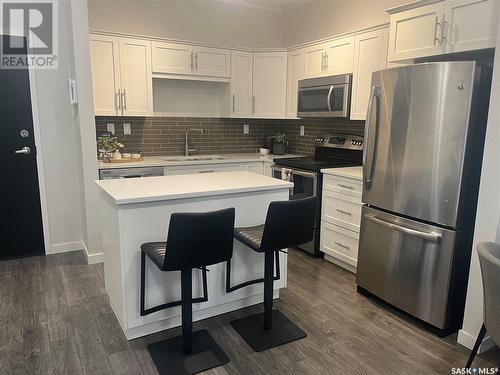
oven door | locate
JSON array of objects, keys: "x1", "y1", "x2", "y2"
[{"x1": 297, "y1": 84, "x2": 349, "y2": 118}]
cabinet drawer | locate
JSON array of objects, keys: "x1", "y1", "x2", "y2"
[
  {"x1": 323, "y1": 174, "x2": 362, "y2": 197},
  {"x1": 322, "y1": 190, "x2": 361, "y2": 232},
  {"x1": 320, "y1": 221, "x2": 359, "y2": 267}
]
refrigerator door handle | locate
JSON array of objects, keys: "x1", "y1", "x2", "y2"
[
  {"x1": 364, "y1": 86, "x2": 380, "y2": 186},
  {"x1": 364, "y1": 214, "x2": 442, "y2": 243}
]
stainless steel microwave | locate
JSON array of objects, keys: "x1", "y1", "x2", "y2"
[{"x1": 297, "y1": 74, "x2": 352, "y2": 118}]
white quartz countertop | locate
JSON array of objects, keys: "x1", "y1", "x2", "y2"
[
  {"x1": 95, "y1": 171, "x2": 294, "y2": 205},
  {"x1": 98, "y1": 153, "x2": 300, "y2": 170},
  {"x1": 321, "y1": 166, "x2": 363, "y2": 180}
]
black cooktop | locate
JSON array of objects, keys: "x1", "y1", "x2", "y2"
[{"x1": 274, "y1": 156, "x2": 361, "y2": 172}]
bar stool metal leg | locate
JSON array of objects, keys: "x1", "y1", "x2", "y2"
[
  {"x1": 231, "y1": 249, "x2": 307, "y2": 352},
  {"x1": 181, "y1": 268, "x2": 192, "y2": 354}
]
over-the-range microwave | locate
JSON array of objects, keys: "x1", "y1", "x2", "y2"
[{"x1": 297, "y1": 74, "x2": 352, "y2": 118}]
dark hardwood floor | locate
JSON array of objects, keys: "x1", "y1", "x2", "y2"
[{"x1": 0, "y1": 248, "x2": 498, "y2": 374}]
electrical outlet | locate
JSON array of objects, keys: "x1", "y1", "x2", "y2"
[
  {"x1": 300, "y1": 125, "x2": 305, "y2": 136},
  {"x1": 107, "y1": 123, "x2": 115, "y2": 134},
  {"x1": 243, "y1": 124, "x2": 249, "y2": 134},
  {"x1": 123, "y1": 123, "x2": 131, "y2": 135}
]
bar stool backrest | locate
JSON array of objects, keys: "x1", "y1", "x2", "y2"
[
  {"x1": 478, "y1": 242, "x2": 500, "y2": 347},
  {"x1": 260, "y1": 196, "x2": 318, "y2": 252},
  {"x1": 163, "y1": 207, "x2": 235, "y2": 270}
]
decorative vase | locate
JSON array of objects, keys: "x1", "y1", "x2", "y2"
[{"x1": 273, "y1": 142, "x2": 286, "y2": 155}]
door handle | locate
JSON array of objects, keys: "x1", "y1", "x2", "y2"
[
  {"x1": 327, "y1": 85, "x2": 334, "y2": 112},
  {"x1": 232, "y1": 94, "x2": 235, "y2": 113},
  {"x1": 365, "y1": 215, "x2": 442, "y2": 243},
  {"x1": 195, "y1": 52, "x2": 198, "y2": 70},
  {"x1": 191, "y1": 51, "x2": 194, "y2": 71},
  {"x1": 15, "y1": 146, "x2": 31, "y2": 155},
  {"x1": 122, "y1": 89, "x2": 127, "y2": 111},
  {"x1": 336, "y1": 209, "x2": 352, "y2": 216},
  {"x1": 338, "y1": 184, "x2": 354, "y2": 190},
  {"x1": 334, "y1": 241, "x2": 350, "y2": 250},
  {"x1": 252, "y1": 95, "x2": 256, "y2": 114},
  {"x1": 364, "y1": 86, "x2": 380, "y2": 186},
  {"x1": 115, "y1": 90, "x2": 120, "y2": 112},
  {"x1": 434, "y1": 16, "x2": 442, "y2": 45}
]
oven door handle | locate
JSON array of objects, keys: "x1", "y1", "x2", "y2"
[
  {"x1": 327, "y1": 85, "x2": 334, "y2": 112},
  {"x1": 290, "y1": 169, "x2": 317, "y2": 179}
]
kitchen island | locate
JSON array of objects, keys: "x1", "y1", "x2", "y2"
[{"x1": 95, "y1": 171, "x2": 293, "y2": 339}]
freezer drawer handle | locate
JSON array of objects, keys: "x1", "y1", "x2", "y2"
[
  {"x1": 365, "y1": 215, "x2": 442, "y2": 243},
  {"x1": 337, "y1": 184, "x2": 354, "y2": 190},
  {"x1": 334, "y1": 242, "x2": 350, "y2": 250},
  {"x1": 336, "y1": 209, "x2": 352, "y2": 216}
]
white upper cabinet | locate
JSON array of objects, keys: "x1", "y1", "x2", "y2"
[
  {"x1": 90, "y1": 34, "x2": 153, "y2": 116},
  {"x1": 194, "y1": 46, "x2": 230, "y2": 78},
  {"x1": 325, "y1": 36, "x2": 355, "y2": 75},
  {"x1": 303, "y1": 44, "x2": 328, "y2": 78},
  {"x1": 388, "y1": 0, "x2": 498, "y2": 62},
  {"x1": 151, "y1": 42, "x2": 193, "y2": 75},
  {"x1": 388, "y1": 2, "x2": 444, "y2": 61},
  {"x1": 286, "y1": 49, "x2": 306, "y2": 118},
  {"x1": 230, "y1": 51, "x2": 253, "y2": 118},
  {"x1": 444, "y1": 0, "x2": 499, "y2": 53},
  {"x1": 350, "y1": 28, "x2": 389, "y2": 121},
  {"x1": 252, "y1": 52, "x2": 287, "y2": 119},
  {"x1": 89, "y1": 34, "x2": 121, "y2": 116},
  {"x1": 152, "y1": 41, "x2": 230, "y2": 79},
  {"x1": 119, "y1": 38, "x2": 153, "y2": 116}
]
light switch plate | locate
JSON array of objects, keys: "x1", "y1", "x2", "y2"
[
  {"x1": 300, "y1": 125, "x2": 305, "y2": 136},
  {"x1": 243, "y1": 124, "x2": 249, "y2": 134},
  {"x1": 107, "y1": 123, "x2": 115, "y2": 134},
  {"x1": 123, "y1": 123, "x2": 131, "y2": 135}
]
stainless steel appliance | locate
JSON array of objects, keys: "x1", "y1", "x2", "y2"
[
  {"x1": 297, "y1": 74, "x2": 352, "y2": 118},
  {"x1": 99, "y1": 167, "x2": 164, "y2": 180},
  {"x1": 273, "y1": 134, "x2": 363, "y2": 256},
  {"x1": 356, "y1": 62, "x2": 492, "y2": 334}
]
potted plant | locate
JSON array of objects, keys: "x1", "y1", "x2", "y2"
[
  {"x1": 270, "y1": 133, "x2": 288, "y2": 155},
  {"x1": 97, "y1": 136, "x2": 124, "y2": 161}
]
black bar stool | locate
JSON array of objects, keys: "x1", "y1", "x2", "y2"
[
  {"x1": 227, "y1": 196, "x2": 317, "y2": 352},
  {"x1": 140, "y1": 208, "x2": 235, "y2": 375}
]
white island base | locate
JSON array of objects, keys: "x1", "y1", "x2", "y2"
[{"x1": 96, "y1": 172, "x2": 292, "y2": 339}]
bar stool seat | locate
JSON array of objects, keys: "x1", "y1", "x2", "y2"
[
  {"x1": 141, "y1": 208, "x2": 235, "y2": 375},
  {"x1": 233, "y1": 225, "x2": 264, "y2": 251},
  {"x1": 141, "y1": 242, "x2": 167, "y2": 270}
]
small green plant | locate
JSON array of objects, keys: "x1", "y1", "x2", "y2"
[
  {"x1": 270, "y1": 133, "x2": 288, "y2": 144},
  {"x1": 97, "y1": 136, "x2": 124, "y2": 160}
]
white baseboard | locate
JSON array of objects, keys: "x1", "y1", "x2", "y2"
[
  {"x1": 458, "y1": 328, "x2": 495, "y2": 353},
  {"x1": 81, "y1": 241, "x2": 104, "y2": 265},
  {"x1": 50, "y1": 241, "x2": 84, "y2": 254}
]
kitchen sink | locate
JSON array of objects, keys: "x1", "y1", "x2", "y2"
[{"x1": 162, "y1": 155, "x2": 224, "y2": 162}]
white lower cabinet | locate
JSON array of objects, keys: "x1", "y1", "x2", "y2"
[
  {"x1": 244, "y1": 162, "x2": 264, "y2": 175},
  {"x1": 321, "y1": 172, "x2": 362, "y2": 273},
  {"x1": 165, "y1": 161, "x2": 266, "y2": 176}
]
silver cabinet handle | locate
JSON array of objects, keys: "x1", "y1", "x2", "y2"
[
  {"x1": 115, "y1": 90, "x2": 120, "y2": 112},
  {"x1": 252, "y1": 95, "x2": 255, "y2": 114},
  {"x1": 434, "y1": 16, "x2": 442, "y2": 44},
  {"x1": 324, "y1": 52, "x2": 328, "y2": 71},
  {"x1": 322, "y1": 52, "x2": 326, "y2": 71},
  {"x1": 118, "y1": 89, "x2": 123, "y2": 114},
  {"x1": 15, "y1": 146, "x2": 31, "y2": 155},
  {"x1": 334, "y1": 241, "x2": 350, "y2": 250},
  {"x1": 338, "y1": 184, "x2": 354, "y2": 190},
  {"x1": 232, "y1": 94, "x2": 235, "y2": 113},
  {"x1": 199, "y1": 170, "x2": 215, "y2": 173},
  {"x1": 195, "y1": 52, "x2": 198, "y2": 70},
  {"x1": 122, "y1": 89, "x2": 127, "y2": 111},
  {"x1": 191, "y1": 51, "x2": 194, "y2": 71},
  {"x1": 365, "y1": 215, "x2": 442, "y2": 243},
  {"x1": 441, "y1": 16, "x2": 448, "y2": 43},
  {"x1": 336, "y1": 209, "x2": 352, "y2": 216}
]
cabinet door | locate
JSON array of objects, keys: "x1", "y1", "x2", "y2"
[
  {"x1": 230, "y1": 51, "x2": 253, "y2": 118},
  {"x1": 194, "y1": 47, "x2": 230, "y2": 78},
  {"x1": 350, "y1": 28, "x2": 389, "y2": 120},
  {"x1": 89, "y1": 34, "x2": 121, "y2": 115},
  {"x1": 151, "y1": 41, "x2": 194, "y2": 75},
  {"x1": 326, "y1": 36, "x2": 355, "y2": 75},
  {"x1": 286, "y1": 49, "x2": 306, "y2": 118},
  {"x1": 253, "y1": 52, "x2": 287, "y2": 119},
  {"x1": 119, "y1": 38, "x2": 153, "y2": 116},
  {"x1": 444, "y1": 0, "x2": 499, "y2": 53},
  {"x1": 388, "y1": 3, "x2": 445, "y2": 62},
  {"x1": 303, "y1": 44, "x2": 326, "y2": 78}
]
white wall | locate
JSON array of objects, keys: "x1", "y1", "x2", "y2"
[
  {"x1": 87, "y1": 0, "x2": 283, "y2": 48},
  {"x1": 282, "y1": 0, "x2": 407, "y2": 46},
  {"x1": 32, "y1": 0, "x2": 85, "y2": 253},
  {"x1": 458, "y1": 7, "x2": 500, "y2": 351}
]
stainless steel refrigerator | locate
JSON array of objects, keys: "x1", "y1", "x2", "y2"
[{"x1": 356, "y1": 61, "x2": 492, "y2": 334}]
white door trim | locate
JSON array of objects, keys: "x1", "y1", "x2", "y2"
[{"x1": 27, "y1": 67, "x2": 52, "y2": 254}]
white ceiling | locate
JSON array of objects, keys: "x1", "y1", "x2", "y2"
[{"x1": 218, "y1": 0, "x2": 314, "y2": 13}]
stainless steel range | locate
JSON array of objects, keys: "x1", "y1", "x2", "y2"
[{"x1": 273, "y1": 134, "x2": 363, "y2": 257}]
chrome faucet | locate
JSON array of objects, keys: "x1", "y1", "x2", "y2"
[{"x1": 185, "y1": 128, "x2": 205, "y2": 156}]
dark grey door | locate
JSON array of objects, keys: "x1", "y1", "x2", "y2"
[{"x1": 0, "y1": 35, "x2": 45, "y2": 259}]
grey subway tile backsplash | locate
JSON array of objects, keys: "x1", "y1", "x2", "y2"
[{"x1": 95, "y1": 116, "x2": 365, "y2": 156}]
